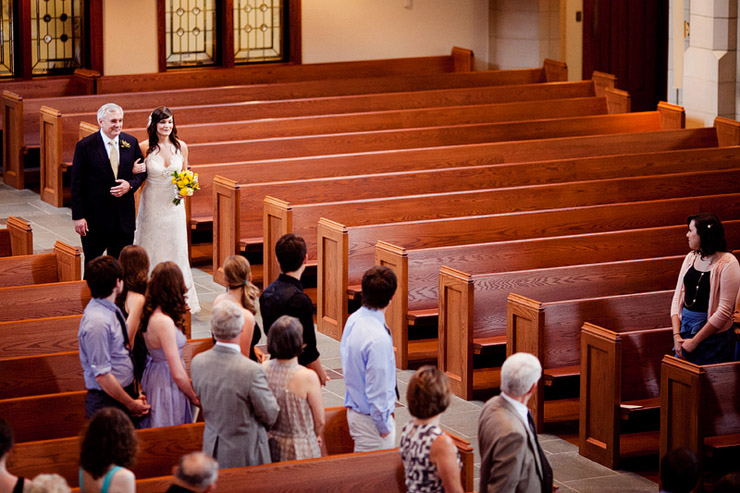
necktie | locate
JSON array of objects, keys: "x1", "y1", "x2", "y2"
[
  {"x1": 109, "y1": 140, "x2": 119, "y2": 178},
  {"x1": 527, "y1": 411, "x2": 554, "y2": 493},
  {"x1": 384, "y1": 324, "x2": 400, "y2": 400}
]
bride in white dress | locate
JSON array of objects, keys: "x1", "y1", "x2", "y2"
[{"x1": 133, "y1": 107, "x2": 200, "y2": 313}]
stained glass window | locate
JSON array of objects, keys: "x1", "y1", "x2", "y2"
[
  {"x1": 0, "y1": 0, "x2": 12, "y2": 77},
  {"x1": 166, "y1": 0, "x2": 217, "y2": 67},
  {"x1": 31, "y1": 0, "x2": 83, "y2": 75},
  {"x1": 233, "y1": 0, "x2": 284, "y2": 63}
]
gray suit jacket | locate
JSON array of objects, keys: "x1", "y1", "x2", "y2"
[
  {"x1": 191, "y1": 345, "x2": 279, "y2": 468},
  {"x1": 478, "y1": 395, "x2": 544, "y2": 493}
]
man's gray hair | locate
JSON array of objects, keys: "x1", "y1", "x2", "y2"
[
  {"x1": 175, "y1": 452, "x2": 218, "y2": 491},
  {"x1": 210, "y1": 300, "x2": 244, "y2": 341},
  {"x1": 500, "y1": 352, "x2": 542, "y2": 397},
  {"x1": 97, "y1": 103, "x2": 123, "y2": 122}
]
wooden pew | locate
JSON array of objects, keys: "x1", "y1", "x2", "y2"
[
  {"x1": 438, "y1": 255, "x2": 686, "y2": 399},
  {"x1": 0, "y1": 338, "x2": 213, "y2": 399},
  {"x1": 510, "y1": 290, "x2": 674, "y2": 433},
  {"x1": 660, "y1": 356, "x2": 740, "y2": 463},
  {"x1": 314, "y1": 148, "x2": 740, "y2": 346},
  {"x1": 4, "y1": 61, "x2": 569, "y2": 189},
  {"x1": 0, "y1": 315, "x2": 82, "y2": 358},
  {"x1": 9, "y1": 406, "x2": 475, "y2": 492},
  {"x1": 0, "y1": 241, "x2": 80, "y2": 287},
  {"x1": 579, "y1": 323, "x2": 674, "y2": 468},
  {"x1": 0, "y1": 280, "x2": 90, "y2": 323},
  {"x1": 377, "y1": 221, "x2": 740, "y2": 370},
  {"x1": 42, "y1": 95, "x2": 624, "y2": 207},
  {"x1": 0, "y1": 216, "x2": 32, "y2": 256},
  {"x1": 256, "y1": 167, "x2": 740, "y2": 289}
]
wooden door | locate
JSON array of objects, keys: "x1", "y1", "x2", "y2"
[{"x1": 583, "y1": 0, "x2": 668, "y2": 112}]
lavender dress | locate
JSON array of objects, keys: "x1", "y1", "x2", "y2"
[{"x1": 140, "y1": 328, "x2": 193, "y2": 428}]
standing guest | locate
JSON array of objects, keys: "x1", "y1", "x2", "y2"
[
  {"x1": 134, "y1": 106, "x2": 199, "y2": 313},
  {"x1": 671, "y1": 214, "x2": 740, "y2": 364},
  {"x1": 340, "y1": 265, "x2": 398, "y2": 452},
  {"x1": 165, "y1": 453, "x2": 218, "y2": 493},
  {"x1": 78, "y1": 256, "x2": 150, "y2": 420},
  {"x1": 139, "y1": 262, "x2": 199, "y2": 428},
  {"x1": 116, "y1": 245, "x2": 150, "y2": 385},
  {"x1": 260, "y1": 234, "x2": 328, "y2": 385},
  {"x1": 78, "y1": 408, "x2": 137, "y2": 493},
  {"x1": 478, "y1": 352, "x2": 553, "y2": 493},
  {"x1": 191, "y1": 300, "x2": 279, "y2": 468},
  {"x1": 400, "y1": 366, "x2": 463, "y2": 493},
  {"x1": 71, "y1": 103, "x2": 146, "y2": 271},
  {"x1": 659, "y1": 448, "x2": 700, "y2": 493},
  {"x1": 0, "y1": 418, "x2": 27, "y2": 493},
  {"x1": 263, "y1": 315, "x2": 325, "y2": 461},
  {"x1": 213, "y1": 255, "x2": 262, "y2": 361}
]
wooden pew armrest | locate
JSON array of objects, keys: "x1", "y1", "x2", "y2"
[
  {"x1": 705, "y1": 433, "x2": 740, "y2": 452},
  {"x1": 239, "y1": 237, "x2": 263, "y2": 252},
  {"x1": 472, "y1": 336, "x2": 506, "y2": 355},
  {"x1": 407, "y1": 308, "x2": 438, "y2": 326},
  {"x1": 347, "y1": 284, "x2": 362, "y2": 300},
  {"x1": 543, "y1": 365, "x2": 580, "y2": 386},
  {"x1": 190, "y1": 215, "x2": 213, "y2": 230},
  {"x1": 61, "y1": 161, "x2": 72, "y2": 170},
  {"x1": 619, "y1": 397, "x2": 660, "y2": 420}
]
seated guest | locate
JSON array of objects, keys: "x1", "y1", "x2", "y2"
[
  {"x1": 191, "y1": 300, "x2": 279, "y2": 468},
  {"x1": 78, "y1": 255, "x2": 150, "y2": 420},
  {"x1": 139, "y1": 262, "x2": 199, "y2": 428},
  {"x1": 400, "y1": 366, "x2": 462, "y2": 493},
  {"x1": 478, "y1": 352, "x2": 553, "y2": 493},
  {"x1": 79, "y1": 408, "x2": 137, "y2": 493},
  {"x1": 27, "y1": 474, "x2": 70, "y2": 493},
  {"x1": 713, "y1": 473, "x2": 740, "y2": 493},
  {"x1": 260, "y1": 234, "x2": 328, "y2": 385},
  {"x1": 671, "y1": 214, "x2": 740, "y2": 364},
  {"x1": 0, "y1": 418, "x2": 27, "y2": 493},
  {"x1": 166, "y1": 452, "x2": 218, "y2": 493},
  {"x1": 213, "y1": 255, "x2": 263, "y2": 361},
  {"x1": 659, "y1": 448, "x2": 700, "y2": 493},
  {"x1": 263, "y1": 315, "x2": 325, "y2": 461}
]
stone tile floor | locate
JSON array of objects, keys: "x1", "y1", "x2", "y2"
[{"x1": 0, "y1": 182, "x2": 659, "y2": 492}]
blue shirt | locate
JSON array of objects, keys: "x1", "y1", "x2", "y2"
[
  {"x1": 78, "y1": 298, "x2": 134, "y2": 390},
  {"x1": 340, "y1": 306, "x2": 397, "y2": 435}
]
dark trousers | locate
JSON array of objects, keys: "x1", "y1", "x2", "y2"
[
  {"x1": 81, "y1": 229, "x2": 134, "y2": 272},
  {"x1": 85, "y1": 384, "x2": 141, "y2": 427}
]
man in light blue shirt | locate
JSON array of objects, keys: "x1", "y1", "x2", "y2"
[{"x1": 340, "y1": 265, "x2": 398, "y2": 452}]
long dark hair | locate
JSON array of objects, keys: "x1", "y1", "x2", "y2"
[
  {"x1": 146, "y1": 106, "x2": 181, "y2": 156},
  {"x1": 140, "y1": 261, "x2": 187, "y2": 334},
  {"x1": 116, "y1": 245, "x2": 149, "y2": 312},
  {"x1": 689, "y1": 213, "x2": 728, "y2": 256},
  {"x1": 80, "y1": 408, "x2": 137, "y2": 479}
]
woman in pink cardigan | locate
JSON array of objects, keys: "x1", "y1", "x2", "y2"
[{"x1": 671, "y1": 214, "x2": 740, "y2": 364}]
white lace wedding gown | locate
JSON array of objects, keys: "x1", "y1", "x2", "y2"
[{"x1": 134, "y1": 145, "x2": 200, "y2": 313}]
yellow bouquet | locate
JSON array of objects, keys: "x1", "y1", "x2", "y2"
[{"x1": 171, "y1": 169, "x2": 200, "y2": 206}]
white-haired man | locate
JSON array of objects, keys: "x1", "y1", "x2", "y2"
[
  {"x1": 166, "y1": 452, "x2": 219, "y2": 493},
  {"x1": 478, "y1": 352, "x2": 553, "y2": 493},
  {"x1": 191, "y1": 300, "x2": 279, "y2": 468},
  {"x1": 71, "y1": 102, "x2": 146, "y2": 270}
]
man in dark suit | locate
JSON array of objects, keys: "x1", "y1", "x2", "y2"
[
  {"x1": 71, "y1": 103, "x2": 145, "y2": 270},
  {"x1": 478, "y1": 352, "x2": 554, "y2": 493}
]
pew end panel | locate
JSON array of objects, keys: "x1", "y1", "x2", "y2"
[
  {"x1": 39, "y1": 106, "x2": 64, "y2": 207},
  {"x1": 579, "y1": 323, "x2": 622, "y2": 469},
  {"x1": 660, "y1": 356, "x2": 705, "y2": 462},
  {"x1": 438, "y1": 266, "x2": 475, "y2": 400},
  {"x1": 506, "y1": 293, "x2": 546, "y2": 431},
  {"x1": 5, "y1": 216, "x2": 33, "y2": 255},
  {"x1": 604, "y1": 87, "x2": 631, "y2": 114},
  {"x1": 714, "y1": 116, "x2": 740, "y2": 146},
  {"x1": 54, "y1": 240, "x2": 82, "y2": 281},
  {"x1": 2, "y1": 91, "x2": 23, "y2": 188},
  {"x1": 376, "y1": 241, "x2": 410, "y2": 369},
  {"x1": 658, "y1": 101, "x2": 686, "y2": 129},
  {"x1": 591, "y1": 71, "x2": 616, "y2": 97},
  {"x1": 543, "y1": 59, "x2": 568, "y2": 82},
  {"x1": 451, "y1": 46, "x2": 474, "y2": 72},
  {"x1": 212, "y1": 176, "x2": 240, "y2": 286},
  {"x1": 317, "y1": 218, "x2": 349, "y2": 341},
  {"x1": 263, "y1": 196, "x2": 292, "y2": 287}
]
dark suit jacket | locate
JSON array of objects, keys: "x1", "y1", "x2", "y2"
[
  {"x1": 478, "y1": 395, "x2": 545, "y2": 493},
  {"x1": 70, "y1": 130, "x2": 145, "y2": 234}
]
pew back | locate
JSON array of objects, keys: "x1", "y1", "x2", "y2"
[
  {"x1": 0, "y1": 241, "x2": 80, "y2": 287},
  {"x1": 0, "y1": 281, "x2": 90, "y2": 322}
]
